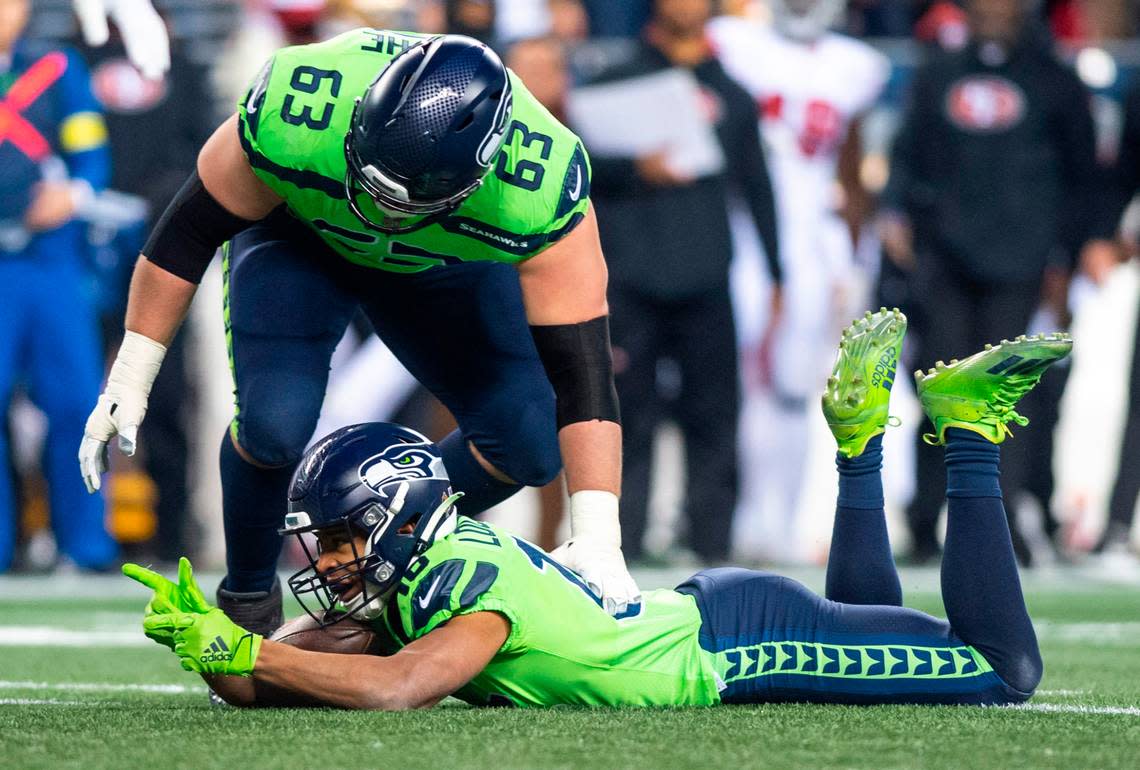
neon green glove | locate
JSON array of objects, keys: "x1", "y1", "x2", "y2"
[
  {"x1": 144, "y1": 609, "x2": 263, "y2": 676},
  {"x1": 122, "y1": 557, "x2": 212, "y2": 649}
]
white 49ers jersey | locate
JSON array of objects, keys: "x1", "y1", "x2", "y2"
[{"x1": 707, "y1": 16, "x2": 889, "y2": 235}]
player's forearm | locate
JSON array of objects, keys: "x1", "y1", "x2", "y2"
[
  {"x1": 201, "y1": 673, "x2": 257, "y2": 707},
  {"x1": 558, "y1": 420, "x2": 621, "y2": 496},
  {"x1": 251, "y1": 640, "x2": 416, "y2": 710},
  {"x1": 124, "y1": 257, "x2": 198, "y2": 346},
  {"x1": 202, "y1": 670, "x2": 339, "y2": 709}
]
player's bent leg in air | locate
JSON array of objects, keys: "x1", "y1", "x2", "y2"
[
  {"x1": 217, "y1": 216, "x2": 358, "y2": 635},
  {"x1": 916, "y1": 333, "x2": 1071, "y2": 693},
  {"x1": 822, "y1": 308, "x2": 906, "y2": 606},
  {"x1": 677, "y1": 322, "x2": 1070, "y2": 705}
]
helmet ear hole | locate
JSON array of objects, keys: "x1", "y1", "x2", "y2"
[{"x1": 399, "y1": 513, "x2": 423, "y2": 534}]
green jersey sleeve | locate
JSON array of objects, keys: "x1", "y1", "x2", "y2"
[{"x1": 392, "y1": 521, "x2": 525, "y2": 654}]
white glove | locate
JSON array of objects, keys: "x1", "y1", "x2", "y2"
[
  {"x1": 79, "y1": 331, "x2": 167, "y2": 493},
  {"x1": 73, "y1": 0, "x2": 170, "y2": 80},
  {"x1": 550, "y1": 491, "x2": 641, "y2": 616}
]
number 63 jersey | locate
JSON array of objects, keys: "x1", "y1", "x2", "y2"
[
  {"x1": 237, "y1": 28, "x2": 591, "y2": 274},
  {"x1": 371, "y1": 517, "x2": 723, "y2": 708}
]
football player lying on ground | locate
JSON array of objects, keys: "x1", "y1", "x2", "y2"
[{"x1": 125, "y1": 310, "x2": 1071, "y2": 709}]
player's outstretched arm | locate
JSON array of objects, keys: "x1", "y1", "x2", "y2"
[
  {"x1": 517, "y1": 206, "x2": 641, "y2": 616},
  {"x1": 232, "y1": 612, "x2": 509, "y2": 710},
  {"x1": 79, "y1": 115, "x2": 281, "y2": 493}
]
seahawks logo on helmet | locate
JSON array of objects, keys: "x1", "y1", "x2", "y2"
[{"x1": 359, "y1": 444, "x2": 447, "y2": 492}]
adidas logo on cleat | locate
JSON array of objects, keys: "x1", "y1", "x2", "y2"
[
  {"x1": 871, "y1": 348, "x2": 898, "y2": 390},
  {"x1": 984, "y1": 355, "x2": 1048, "y2": 376}
]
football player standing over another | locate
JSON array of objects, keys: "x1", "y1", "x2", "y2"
[
  {"x1": 79, "y1": 31, "x2": 639, "y2": 633},
  {"x1": 708, "y1": 1, "x2": 890, "y2": 558}
]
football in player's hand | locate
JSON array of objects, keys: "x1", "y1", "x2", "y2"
[{"x1": 270, "y1": 613, "x2": 384, "y2": 655}]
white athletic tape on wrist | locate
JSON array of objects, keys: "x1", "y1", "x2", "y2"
[
  {"x1": 568, "y1": 490, "x2": 621, "y2": 548},
  {"x1": 108, "y1": 330, "x2": 167, "y2": 398}
]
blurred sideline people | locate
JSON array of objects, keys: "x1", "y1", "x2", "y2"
[
  {"x1": 589, "y1": 0, "x2": 781, "y2": 564},
  {"x1": 71, "y1": 0, "x2": 168, "y2": 80},
  {"x1": 709, "y1": 0, "x2": 889, "y2": 559},
  {"x1": 580, "y1": 0, "x2": 651, "y2": 38},
  {"x1": 445, "y1": 0, "x2": 498, "y2": 46},
  {"x1": 881, "y1": 0, "x2": 1100, "y2": 564},
  {"x1": 82, "y1": 21, "x2": 214, "y2": 563},
  {"x1": 0, "y1": 0, "x2": 114, "y2": 572},
  {"x1": 1082, "y1": 75, "x2": 1140, "y2": 558},
  {"x1": 212, "y1": 1, "x2": 329, "y2": 114}
]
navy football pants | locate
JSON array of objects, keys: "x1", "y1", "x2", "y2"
[
  {"x1": 677, "y1": 431, "x2": 1042, "y2": 705},
  {"x1": 219, "y1": 212, "x2": 560, "y2": 592}
]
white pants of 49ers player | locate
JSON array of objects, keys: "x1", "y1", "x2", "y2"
[{"x1": 729, "y1": 204, "x2": 864, "y2": 562}]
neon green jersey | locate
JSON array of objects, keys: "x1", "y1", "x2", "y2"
[
  {"x1": 236, "y1": 29, "x2": 591, "y2": 274},
  {"x1": 371, "y1": 517, "x2": 723, "y2": 707}
]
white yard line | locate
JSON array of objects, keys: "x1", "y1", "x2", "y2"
[
  {"x1": 0, "y1": 698, "x2": 102, "y2": 706},
  {"x1": 0, "y1": 680, "x2": 202, "y2": 694},
  {"x1": 1, "y1": 565, "x2": 1136, "y2": 600},
  {"x1": 0, "y1": 627, "x2": 148, "y2": 647},
  {"x1": 0, "y1": 572, "x2": 227, "y2": 600},
  {"x1": 1, "y1": 618, "x2": 1137, "y2": 651},
  {"x1": 1033, "y1": 621, "x2": 1140, "y2": 646},
  {"x1": 1035, "y1": 689, "x2": 1087, "y2": 696},
  {"x1": 0, "y1": 683, "x2": 1135, "y2": 715},
  {"x1": 1010, "y1": 703, "x2": 1140, "y2": 717}
]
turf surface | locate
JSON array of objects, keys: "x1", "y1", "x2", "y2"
[{"x1": 1, "y1": 568, "x2": 1137, "y2": 770}]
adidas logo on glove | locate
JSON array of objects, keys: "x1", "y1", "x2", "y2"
[{"x1": 200, "y1": 636, "x2": 234, "y2": 663}]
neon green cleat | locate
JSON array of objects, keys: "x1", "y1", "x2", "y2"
[
  {"x1": 821, "y1": 307, "x2": 908, "y2": 458},
  {"x1": 915, "y1": 333, "x2": 1073, "y2": 445}
]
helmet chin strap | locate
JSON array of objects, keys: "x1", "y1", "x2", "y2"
[
  {"x1": 338, "y1": 584, "x2": 394, "y2": 620},
  {"x1": 342, "y1": 492, "x2": 464, "y2": 619}
]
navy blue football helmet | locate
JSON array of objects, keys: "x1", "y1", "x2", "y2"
[
  {"x1": 280, "y1": 423, "x2": 461, "y2": 625},
  {"x1": 343, "y1": 34, "x2": 513, "y2": 234}
]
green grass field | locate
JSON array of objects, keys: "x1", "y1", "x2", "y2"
[{"x1": 1, "y1": 567, "x2": 1137, "y2": 770}]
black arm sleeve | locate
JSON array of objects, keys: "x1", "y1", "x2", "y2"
[
  {"x1": 725, "y1": 89, "x2": 781, "y2": 284},
  {"x1": 529, "y1": 316, "x2": 621, "y2": 429},
  {"x1": 142, "y1": 170, "x2": 256, "y2": 284}
]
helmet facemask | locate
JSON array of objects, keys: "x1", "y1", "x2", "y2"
[
  {"x1": 343, "y1": 101, "x2": 487, "y2": 235},
  {"x1": 282, "y1": 487, "x2": 462, "y2": 627},
  {"x1": 341, "y1": 35, "x2": 514, "y2": 235}
]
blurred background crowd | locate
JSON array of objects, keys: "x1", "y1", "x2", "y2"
[{"x1": 3, "y1": 0, "x2": 1140, "y2": 578}]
